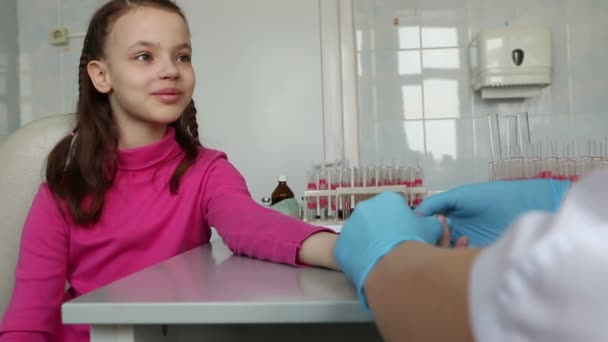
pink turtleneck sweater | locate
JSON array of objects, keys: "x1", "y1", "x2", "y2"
[{"x1": 0, "y1": 128, "x2": 327, "y2": 342}]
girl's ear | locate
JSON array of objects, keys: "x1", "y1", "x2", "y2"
[{"x1": 87, "y1": 60, "x2": 112, "y2": 93}]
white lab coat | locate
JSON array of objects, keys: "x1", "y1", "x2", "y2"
[{"x1": 469, "y1": 167, "x2": 608, "y2": 342}]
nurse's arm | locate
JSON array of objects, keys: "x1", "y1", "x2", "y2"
[{"x1": 364, "y1": 241, "x2": 482, "y2": 342}]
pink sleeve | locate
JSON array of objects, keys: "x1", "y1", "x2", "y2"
[
  {"x1": 201, "y1": 156, "x2": 331, "y2": 266},
  {"x1": 0, "y1": 185, "x2": 69, "y2": 341}
]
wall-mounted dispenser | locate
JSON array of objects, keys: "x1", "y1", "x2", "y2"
[{"x1": 470, "y1": 27, "x2": 552, "y2": 99}]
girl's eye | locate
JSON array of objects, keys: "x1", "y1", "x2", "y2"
[
  {"x1": 177, "y1": 54, "x2": 191, "y2": 63},
  {"x1": 135, "y1": 53, "x2": 152, "y2": 62}
]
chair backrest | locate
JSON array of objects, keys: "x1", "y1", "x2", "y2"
[{"x1": 0, "y1": 114, "x2": 74, "y2": 314}]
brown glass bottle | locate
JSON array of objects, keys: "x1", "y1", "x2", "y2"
[{"x1": 271, "y1": 175, "x2": 295, "y2": 205}]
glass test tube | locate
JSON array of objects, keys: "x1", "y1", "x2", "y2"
[
  {"x1": 505, "y1": 115, "x2": 519, "y2": 153},
  {"x1": 413, "y1": 167, "x2": 424, "y2": 207},
  {"x1": 341, "y1": 168, "x2": 352, "y2": 220},
  {"x1": 516, "y1": 112, "x2": 531, "y2": 148},
  {"x1": 364, "y1": 166, "x2": 376, "y2": 187},
  {"x1": 399, "y1": 166, "x2": 413, "y2": 205},
  {"x1": 575, "y1": 156, "x2": 592, "y2": 178},
  {"x1": 329, "y1": 169, "x2": 340, "y2": 221},
  {"x1": 318, "y1": 170, "x2": 329, "y2": 221},
  {"x1": 305, "y1": 170, "x2": 318, "y2": 222},
  {"x1": 352, "y1": 166, "x2": 364, "y2": 208},
  {"x1": 353, "y1": 166, "x2": 363, "y2": 187},
  {"x1": 488, "y1": 114, "x2": 502, "y2": 163}
]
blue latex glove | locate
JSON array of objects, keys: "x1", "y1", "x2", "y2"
[
  {"x1": 416, "y1": 179, "x2": 571, "y2": 247},
  {"x1": 334, "y1": 191, "x2": 443, "y2": 310}
]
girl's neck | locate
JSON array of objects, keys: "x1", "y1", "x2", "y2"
[{"x1": 117, "y1": 124, "x2": 168, "y2": 150}]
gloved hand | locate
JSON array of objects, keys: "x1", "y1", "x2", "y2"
[
  {"x1": 416, "y1": 179, "x2": 571, "y2": 247},
  {"x1": 334, "y1": 191, "x2": 443, "y2": 309}
]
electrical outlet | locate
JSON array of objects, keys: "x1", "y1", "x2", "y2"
[{"x1": 49, "y1": 27, "x2": 69, "y2": 46}]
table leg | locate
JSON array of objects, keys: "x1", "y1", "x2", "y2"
[{"x1": 90, "y1": 325, "x2": 135, "y2": 342}]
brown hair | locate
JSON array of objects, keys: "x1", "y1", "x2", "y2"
[{"x1": 46, "y1": 0, "x2": 201, "y2": 226}]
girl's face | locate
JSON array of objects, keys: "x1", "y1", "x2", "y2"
[{"x1": 88, "y1": 6, "x2": 195, "y2": 135}]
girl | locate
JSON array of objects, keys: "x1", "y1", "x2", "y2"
[{"x1": 0, "y1": 1, "x2": 337, "y2": 341}]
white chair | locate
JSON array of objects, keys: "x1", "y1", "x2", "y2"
[{"x1": 0, "y1": 113, "x2": 74, "y2": 315}]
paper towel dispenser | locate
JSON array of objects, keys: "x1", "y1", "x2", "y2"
[{"x1": 470, "y1": 27, "x2": 552, "y2": 99}]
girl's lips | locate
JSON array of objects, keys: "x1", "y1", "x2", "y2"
[
  {"x1": 153, "y1": 93, "x2": 181, "y2": 104},
  {"x1": 151, "y1": 88, "x2": 182, "y2": 104}
]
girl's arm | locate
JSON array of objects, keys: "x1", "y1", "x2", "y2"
[
  {"x1": 201, "y1": 155, "x2": 335, "y2": 268},
  {"x1": 0, "y1": 185, "x2": 69, "y2": 341},
  {"x1": 364, "y1": 242, "x2": 480, "y2": 342},
  {"x1": 297, "y1": 231, "x2": 339, "y2": 270}
]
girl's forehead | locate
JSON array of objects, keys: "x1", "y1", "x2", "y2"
[{"x1": 108, "y1": 6, "x2": 189, "y2": 47}]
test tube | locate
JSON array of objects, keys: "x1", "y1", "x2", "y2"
[
  {"x1": 505, "y1": 115, "x2": 519, "y2": 153},
  {"x1": 563, "y1": 158, "x2": 577, "y2": 181},
  {"x1": 318, "y1": 170, "x2": 329, "y2": 221},
  {"x1": 399, "y1": 166, "x2": 413, "y2": 205},
  {"x1": 516, "y1": 112, "x2": 531, "y2": 153},
  {"x1": 364, "y1": 165, "x2": 376, "y2": 187},
  {"x1": 543, "y1": 157, "x2": 558, "y2": 179},
  {"x1": 377, "y1": 165, "x2": 387, "y2": 186},
  {"x1": 523, "y1": 157, "x2": 538, "y2": 180},
  {"x1": 329, "y1": 169, "x2": 340, "y2": 221},
  {"x1": 394, "y1": 165, "x2": 403, "y2": 184},
  {"x1": 383, "y1": 165, "x2": 396, "y2": 186},
  {"x1": 353, "y1": 166, "x2": 363, "y2": 187},
  {"x1": 341, "y1": 167, "x2": 352, "y2": 220},
  {"x1": 413, "y1": 167, "x2": 424, "y2": 207},
  {"x1": 575, "y1": 156, "x2": 593, "y2": 178},
  {"x1": 488, "y1": 114, "x2": 502, "y2": 162},
  {"x1": 305, "y1": 170, "x2": 318, "y2": 222}
]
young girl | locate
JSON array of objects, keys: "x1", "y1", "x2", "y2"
[{"x1": 0, "y1": 1, "x2": 337, "y2": 341}]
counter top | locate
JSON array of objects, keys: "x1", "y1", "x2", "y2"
[{"x1": 62, "y1": 239, "x2": 368, "y2": 325}]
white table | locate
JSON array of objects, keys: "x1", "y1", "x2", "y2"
[{"x1": 62, "y1": 240, "x2": 380, "y2": 341}]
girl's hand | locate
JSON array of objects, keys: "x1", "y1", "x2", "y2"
[{"x1": 437, "y1": 214, "x2": 469, "y2": 248}]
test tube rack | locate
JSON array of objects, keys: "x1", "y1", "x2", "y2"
[{"x1": 301, "y1": 184, "x2": 427, "y2": 226}]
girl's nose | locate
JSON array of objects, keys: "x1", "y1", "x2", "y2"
[{"x1": 159, "y1": 59, "x2": 179, "y2": 79}]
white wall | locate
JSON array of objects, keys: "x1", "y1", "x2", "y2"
[
  {"x1": 180, "y1": 0, "x2": 325, "y2": 203},
  {"x1": 15, "y1": 0, "x2": 326, "y2": 202},
  {"x1": 0, "y1": 0, "x2": 20, "y2": 140},
  {"x1": 354, "y1": 0, "x2": 608, "y2": 190}
]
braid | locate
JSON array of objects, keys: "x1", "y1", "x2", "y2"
[
  {"x1": 168, "y1": 100, "x2": 201, "y2": 193},
  {"x1": 184, "y1": 100, "x2": 200, "y2": 144},
  {"x1": 77, "y1": 50, "x2": 89, "y2": 100}
]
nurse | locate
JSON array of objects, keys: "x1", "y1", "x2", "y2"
[{"x1": 334, "y1": 168, "x2": 607, "y2": 341}]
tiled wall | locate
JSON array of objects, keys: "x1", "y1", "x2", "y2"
[
  {"x1": 0, "y1": 0, "x2": 20, "y2": 140},
  {"x1": 354, "y1": 0, "x2": 608, "y2": 191}
]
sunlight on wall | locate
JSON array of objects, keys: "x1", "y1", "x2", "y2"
[
  {"x1": 401, "y1": 84, "x2": 423, "y2": 119},
  {"x1": 358, "y1": 14, "x2": 462, "y2": 166},
  {"x1": 398, "y1": 26, "x2": 420, "y2": 49},
  {"x1": 404, "y1": 120, "x2": 425, "y2": 154},
  {"x1": 421, "y1": 27, "x2": 458, "y2": 48},
  {"x1": 425, "y1": 119, "x2": 457, "y2": 159},
  {"x1": 398, "y1": 50, "x2": 421, "y2": 75},
  {"x1": 423, "y1": 79, "x2": 461, "y2": 119},
  {"x1": 423, "y1": 48, "x2": 460, "y2": 69}
]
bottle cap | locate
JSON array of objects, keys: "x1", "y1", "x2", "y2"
[{"x1": 278, "y1": 175, "x2": 287, "y2": 182}]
